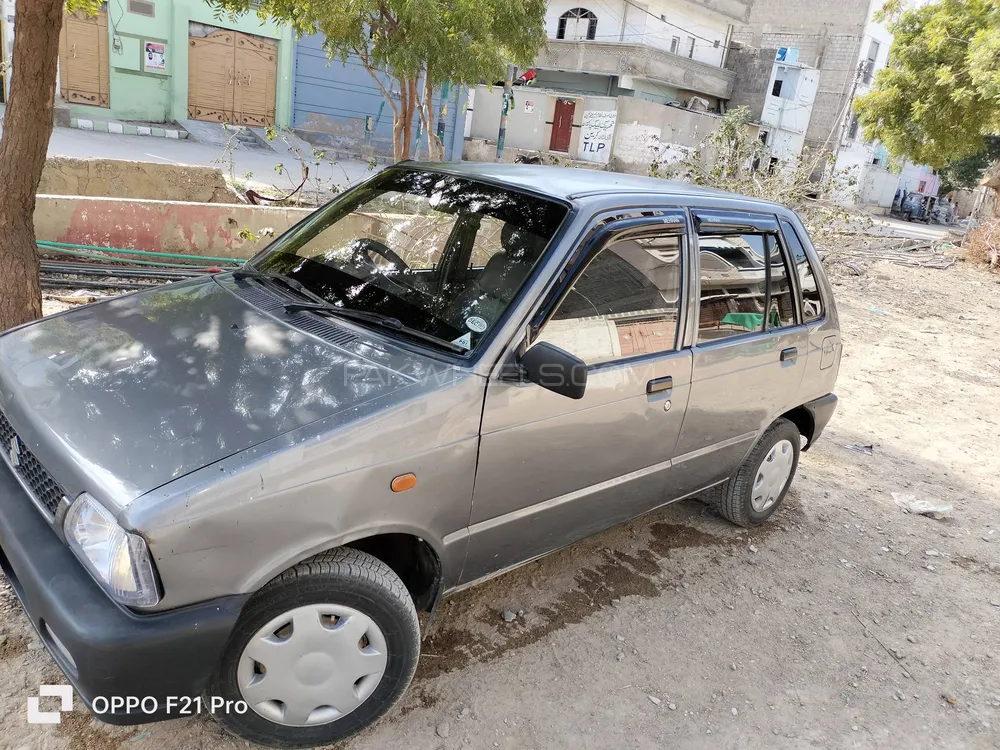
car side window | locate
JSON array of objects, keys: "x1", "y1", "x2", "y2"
[
  {"x1": 766, "y1": 234, "x2": 796, "y2": 330},
  {"x1": 538, "y1": 232, "x2": 683, "y2": 365},
  {"x1": 780, "y1": 219, "x2": 824, "y2": 322},
  {"x1": 697, "y1": 233, "x2": 769, "y2": 342}
]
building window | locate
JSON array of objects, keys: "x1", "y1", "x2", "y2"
[
  {"x1": 771, "y1": 79, "x2": 783, "y2": 97},
  {"x1": 670, "y1": 36, "x2": 680, "y2": 54},
  {"x1": 557, "y1": 8, "x2": 598, "y2": 41},
  {"x1": 687, "y1": 36, "x2": 695, "y2": 58},
  {"x1": 127, "y1": 0, "x2": 156, "y2": 17},
  {"x1": 864, "y1": 39, "x2": 880, "y2": 84}
]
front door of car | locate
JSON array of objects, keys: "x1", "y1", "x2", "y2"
[
  {"x1": 461, "y1": 213, "x2": 694, "y2": 584},
  {"x1": 669, "y1": 210, "x2": 809, "y2": 499}
]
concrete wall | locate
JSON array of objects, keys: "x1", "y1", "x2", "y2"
[
  {"x1": 470, "y1": 86, "x2": 551, "y2": 152},
  {"x1": 610, "y1": 95, "x2": 739, "y2": 173},
  {"x1": 469, "y1": 85, "x2": 616, "y2": 161},
  {"x1": 35, "y1": 195, "x2": 313, "y2": 258},
  {"x1": 38, "y1": 157, "x2": 237, "y2": 203},
  {"x1": 725, "y1": 43, "x2": 777, "y2": 121},
  {"x1": 466, "y1": 86, "x2": 738, "y2": 175},
  {"x1": 66, "y1": 0, "x2": 294, "y2": 126}
]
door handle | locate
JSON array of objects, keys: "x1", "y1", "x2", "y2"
[
  {"x1": 780, "y1": 347, "x2": 798, "y2": 363},
  {"x1": 647, "y1": 376, "x2": 673, "y2": 394}
]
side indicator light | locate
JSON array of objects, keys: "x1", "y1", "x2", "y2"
[{"x1": 391, "y1": 473, "x2": 417, "y2": 492}]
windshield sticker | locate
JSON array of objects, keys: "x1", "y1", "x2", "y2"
[
  {"x1": 452, "y1": 332, "x2": 473, "y2": 350},
  {"x1": 465, "y1": 316, "x2": 488, "y2": 333}
]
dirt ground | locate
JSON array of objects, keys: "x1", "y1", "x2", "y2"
[{"x1": 4, "y1": 248, "x2": 1000, "y2": 749}]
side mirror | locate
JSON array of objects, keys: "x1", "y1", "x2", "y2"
[{"x1": 518, "y1": 341, "x2": 588, "y2": 400}]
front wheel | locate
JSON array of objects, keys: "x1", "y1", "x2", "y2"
[
  {"x1": 712, "y1": 418, "x2": 801, "y2": 528},
  {"x1": 206, "y1": 548, "x2": 420, "y2": 748}
]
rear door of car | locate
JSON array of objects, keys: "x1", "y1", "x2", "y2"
[
  {"x1": 461, "y1": 209, "x2": 694, "y2": 583},
  {"x1": 669, "y1": 209, "x2": 809, "y2": 499}
]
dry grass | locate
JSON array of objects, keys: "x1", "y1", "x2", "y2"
[{"x1": 965, "y1": 217, "x2": 1000, "y2": 268}]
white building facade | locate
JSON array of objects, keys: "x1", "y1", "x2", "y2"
[
  {"x1": 833, "y1": 0, "x2": 939, "y2": 209},
  {"x1": 533, "y1": 0, "x2": 746, "y2": 109},
  {"x1": 758, "y1": 49, "x2": 821, "y2": 164}
]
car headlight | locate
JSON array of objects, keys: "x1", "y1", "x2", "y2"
[{"x1": 64, "y1": 493, "x2": 161, "y2": 608}]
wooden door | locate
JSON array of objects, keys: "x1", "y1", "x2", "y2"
[
  {"x1": 187, "y1": 28, "x2": 237, "y2": 122},
  {"x1": 233, "y1": 33, "x2": 277, "y2": 126},
  {"x1": 59, "y1": 9, "x2": 110, "y2": 107},
  {"x1": 549, "y1": 98, "x2": 575, "y2": 152}
]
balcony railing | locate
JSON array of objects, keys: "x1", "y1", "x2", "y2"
[{"x1": 538, "y1": 40, "x2": 736, "y2": 99}]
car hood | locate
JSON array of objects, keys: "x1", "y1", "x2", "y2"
[{"x1": 0, "y1": 277, "x2": 420, "y2": 509}]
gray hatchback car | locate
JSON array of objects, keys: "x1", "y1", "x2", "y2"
[{"x1": 0, "y1": 163, "x2": 839, "y2": 747}]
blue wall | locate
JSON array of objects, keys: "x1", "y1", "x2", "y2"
[{"x1": 292, "y1": 34, "x2": 466, "y2": 161}]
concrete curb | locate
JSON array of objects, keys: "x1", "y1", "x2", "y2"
[{"x1": 68, "y1": 117, "x2": 189, "y2": 140}]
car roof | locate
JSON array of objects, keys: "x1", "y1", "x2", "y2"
[{"x1": 400, "y1": 161, "x2": 785, "y2": 211}]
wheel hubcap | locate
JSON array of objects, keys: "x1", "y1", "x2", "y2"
[
  {"x1": 751, "y1": 439, "x2": 794, "y2": 513},
  {"x1": 237, "y1": 604, "x2": 388, "y2": 727}
]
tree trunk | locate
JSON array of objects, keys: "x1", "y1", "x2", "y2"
[
  {"x1": 402, "y1": 78, "x2": 418, "y2": 160},
  {"x1": 394, "y1": 76, "x2": 411, "y2": 161},
  {"x1": 0, "y1": 0, "x2": 63, "y2": 331},
  {"x1": 423, "y1": 72, "x2": 444, "y2": 161}
]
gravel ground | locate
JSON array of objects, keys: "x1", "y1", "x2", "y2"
[{"x1": 3, "y1": 256, "x2": 1000, "y2": 750}]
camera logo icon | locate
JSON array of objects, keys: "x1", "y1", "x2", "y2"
[{"x1": 27, "y1": 685, "x2": 73, "y2": 724}]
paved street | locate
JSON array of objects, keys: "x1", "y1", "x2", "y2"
[{"x1": 45, "y1": 125, "x2": 376, "y2": 197}]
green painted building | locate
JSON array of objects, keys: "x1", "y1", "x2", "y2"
[{"x1": 58, "y1": 0, "x2": 293, "y2": 128}]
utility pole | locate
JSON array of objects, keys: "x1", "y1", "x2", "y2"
[{"x1": 495, "y1": 64, "x2": 515, "y2": 162}]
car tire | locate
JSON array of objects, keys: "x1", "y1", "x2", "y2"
[
  {"x1": 712, "y1": 418, "x2": 801, "y2": 528},
  {"x1": 205, "y1": 547, "x2": 420, "y2": 749}
]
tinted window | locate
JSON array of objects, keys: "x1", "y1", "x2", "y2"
[
  {"x1": 540, "y1": 234, "x2": 682, "y2": 365},
  {"x1": 780, "y1": 219, "x2": 824, "y2": 322},
  {"x1": 697, "y1": 233, "x2": 768, "y2": 343},
  {"x1": 255, "y1": 169, "x2": 567, "y2": 353}
]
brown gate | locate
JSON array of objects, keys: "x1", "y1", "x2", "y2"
[
  {"x1": 59, "y1": 9, "x2": 110, "y2": 108},
  {"x1": 549, "y1": 98, "x2": 576, "y2": 153},
  {"x1": 188, "y1": 26, "x2": 277, "y2": 126}
]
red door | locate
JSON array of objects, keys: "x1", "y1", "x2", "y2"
[{"x1": 549, "y1": 98, "x2": 576, "y2": 152}]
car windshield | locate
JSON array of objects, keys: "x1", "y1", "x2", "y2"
[{"x1": 252, "y1": 169, "x2": 567, "y2": 353}]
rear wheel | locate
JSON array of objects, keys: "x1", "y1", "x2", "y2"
[
  {"x1": 711, "y1": 418, "x2": 800, "y2": 528},
  {"x1": 206, "y1": 548, "x2": 420, "y2": 748}
]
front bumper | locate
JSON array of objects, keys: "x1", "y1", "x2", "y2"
[{"x1": 0, "y1": 461, "x2": 247, "y2": 725}]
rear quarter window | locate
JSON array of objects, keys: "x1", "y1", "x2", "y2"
[{"x1": 780, "y1": 219, "x2": 824, "y2": 322}]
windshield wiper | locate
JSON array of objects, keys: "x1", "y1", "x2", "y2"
[
  {"x1": 283, "y1": 302, "x2": 468, "y2": 355},
  {"x1": 232, "y1": 269, "x2": 329, "y2": 306}
]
